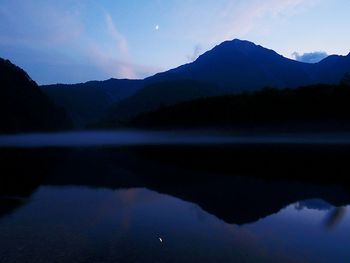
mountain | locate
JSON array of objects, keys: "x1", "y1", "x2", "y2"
[
  {"x1": 146, "y1": 39, "x2": 350, "y2": 91},
  {"x1": 40, "y1": 39, "x2": 350, "y2": 127},
  {"x1": 315, "y1": 53, "x2": 350, "y2": 84},
  {"x1": 0, "y1": 58, "x2": 71, "y2": 133},
  {"x1": 41, "y1": 79, "x2": 143, "y2": 127},
  {"x1": 100, "y1": 39, "x2": 350, "y2": 124}
]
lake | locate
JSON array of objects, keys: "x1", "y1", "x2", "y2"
[{"x1": 0, "y1": 131, "x2": 350, "y2": 262}]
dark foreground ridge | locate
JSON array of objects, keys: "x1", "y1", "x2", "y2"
[{"x1": 0, "y1": 58, "x2": 72, "y2": 134}]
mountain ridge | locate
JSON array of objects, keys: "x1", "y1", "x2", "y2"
[
  {"x1": 41, "y1": 79, "x2": 143, "y2": 126},
  {"x1": 39, "y1": 39, "x2": 350, "y2": 126}
]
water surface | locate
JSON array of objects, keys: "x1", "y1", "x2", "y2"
[
  {"x1": 1, "y1": 133, "x2": 350, "y2": 262},
  {"x1": 0, "y1": 186, "x2": 349, "y2": 263}
]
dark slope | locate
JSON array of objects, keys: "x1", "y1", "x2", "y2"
[
  {"x1": 316, "y1": 53, "x2": 350, "y2": 83},
  {"x1": 102, "y1": 80, "x2": 225, "y2": 125},
  {"x1": 41, "y1": 79, "x2": 143, "y2": 127},
  {"x1": 0, "y1": 58, "x2": 71, "y2": 133},
  {"x1": 129, "y1": 83, "x2": 350, "y2": 130}
]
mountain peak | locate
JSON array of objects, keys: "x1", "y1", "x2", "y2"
[
  {"x1": 208, "y1": 39, "x2": 279, "y2": 57},
  {"x1": 231, "y1": 38, "x2": 255, "y2": 44},
  {"x1": 198, "y1": 39, "x2": 280, "y2": 63},
  {"x1": 217, "y1": 39, "x2": 257, "y2": 48}
]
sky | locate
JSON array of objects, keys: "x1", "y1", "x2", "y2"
[{"x1": 0, "y1": 0, "x2": 349, "y2": 85}]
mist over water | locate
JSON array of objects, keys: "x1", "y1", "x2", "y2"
[{"x1": 2, "y1": 130, "x2": 350, "y2": 148}]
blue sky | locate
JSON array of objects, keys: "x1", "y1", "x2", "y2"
[{"x1": 0, "y1": 0, "x2": 349, "y2": 84}]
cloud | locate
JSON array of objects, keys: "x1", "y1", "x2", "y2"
[
  {"x1": 0, "y1": 1, "x2": 83, "y2": 47},
  {"x1": 86, "y1": 41, "x2": 160, "y2": 80},
  {"x1": 212, "y1": 0, "x2": 316, "y2": 43},
  {"x1": 88, "y1": 13, "x2": 165, "y2": 80},
  {"x1": 187, "y1": 44, "x2": 202, "y2": 62},
  {"x1": 86, "y1": 14, "x2": 163, "y2": 80},
  {"x1": 105, "y1": 14, "x2": 129, "y2": 57},
  {"x1": 0, "y1": 2, "x2": 150, "y2": 82},
  {"x1": 0, "y1": 0, "x2": 322, "y2": 84},
  {"x1": 292, "y1": 51, "x2": 328, "y2": 63}
]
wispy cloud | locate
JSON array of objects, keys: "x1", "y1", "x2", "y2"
[
  {"x1": 211, "y1": 0, "x2": 316, "y2": 43},
  {"x1": 0, "y1": 2, "x2": 152, "y2": 81},
  {"x1": 86, "y1": 13, "x2": 163, "y2": 80},
  {"x1": 0, "y1": 0, "x2": 327, "y2": 84},
  {"x1": 0, "y1": 0, "x2": 83, "y2": 47},
  {"x1": 105, "y1": 14, "x2": 129, "y2": 58},
  {"x1": 90, "y1": 14, "x2": 136, "y2": 79},
  {"x1": 86, "y1": 40, "x2": 159, "y2": 80}
]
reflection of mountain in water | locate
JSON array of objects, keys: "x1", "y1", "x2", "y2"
[{"x1": 1, "y1": 145, "x2": 350, "y2": 224}]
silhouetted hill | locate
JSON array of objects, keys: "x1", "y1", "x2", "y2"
[
  {"x1": 128, "y1": 83, "x2": 350, "y2": 130},
  {"x1": 0, "y1": 58, "x2": 71, "y2": 133},
  {"x1": 146, "y1": 39, "x2": 350, "y2": 91},
  {"x1": 146, "y1": 39, "x2": 318, "y2": 91},
  {"x1": 41, "y1": 79, "x2": 143, "y2": 127},
  {"x1": 315, "y1": 53, "x2": 350, "y2": 84},
  {"x1": 146, "y1": 39, "x2": 350, "y2": 88}
]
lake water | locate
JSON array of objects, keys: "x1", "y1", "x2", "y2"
[{"x1": 1, "y1": 131, "x2": 350, "y2": 262}]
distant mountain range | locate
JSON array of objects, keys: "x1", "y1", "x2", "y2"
[
  {"x1": 0, "y1": 58, "x2": 71, "y2": 134},
  {"x1": 42, "y1": 79, "x2": 143, "y2": 127},
  {"x1": 40, "y1": 39, "x2": 350, "y2": 126},
  {"x1": 1, "y1": 39, "x2": 349, "y2": 132}
]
